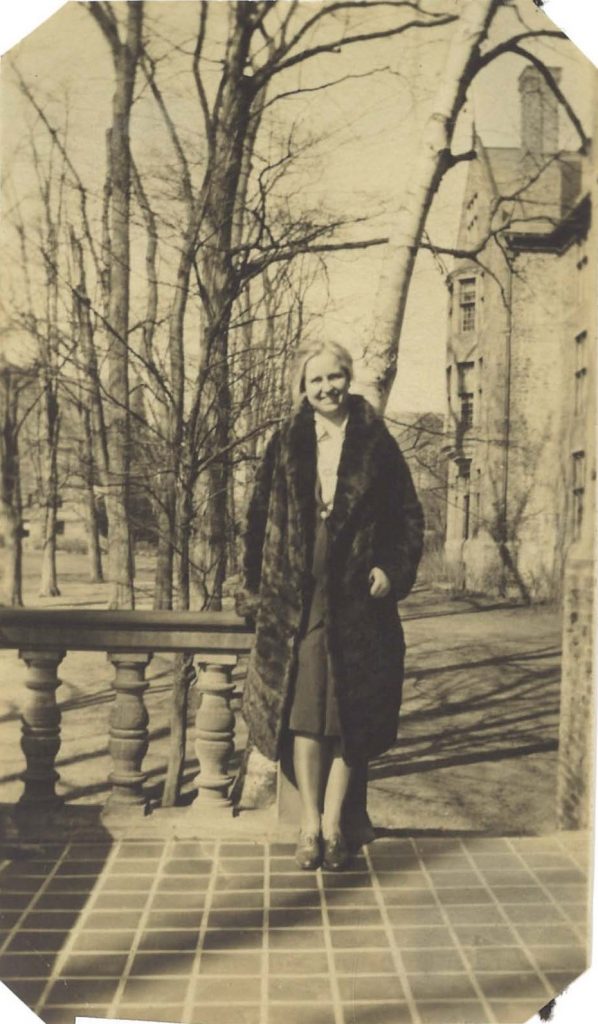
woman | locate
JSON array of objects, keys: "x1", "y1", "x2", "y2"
[{"x1": 237, "y1": 340, "x2": 423, "y2": 870}]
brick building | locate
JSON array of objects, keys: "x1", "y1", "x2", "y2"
[{"x1": 443, "y1": 65, "x2": 591, "y2": 602}]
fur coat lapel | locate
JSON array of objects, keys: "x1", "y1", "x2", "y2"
[{"x1": 284, "y1": 394, "x2": 383, "y2": 557}]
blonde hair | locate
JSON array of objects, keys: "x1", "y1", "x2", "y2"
[{"x1": 290, "y1": 339, "x2": 353, "y2": 409}]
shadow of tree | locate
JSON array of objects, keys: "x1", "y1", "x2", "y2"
[{"x1": 370, "y1": 642, "x2": 560, "y2": 781}]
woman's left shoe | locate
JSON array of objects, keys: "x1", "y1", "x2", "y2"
[{"x1": 322, "y1": 833, "x2": 349, "y2": 871}]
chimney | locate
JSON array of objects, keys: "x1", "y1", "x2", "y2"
[{"x1": 518, "y1": 65, "x2": 562, "y2": 155}]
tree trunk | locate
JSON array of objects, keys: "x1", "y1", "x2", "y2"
[
  {"x1": 38, "y1": 385, "x2": 61, "y2": 597},
  {"x1": 161, "y1": 480, "x2": 195, "y2": 807},
  {"x1": 85, "y1": 479, "x2": 104, "y2": 584},
  {"x1": 70, "y1": 229, "x2": 106, "y2": 584},
  {"x1": 89, "y1": 2, "x2": 144, "y2": 608},
  {"x1": 153, "y1": 500, "x2": 174, "y2": 610},
  {"x1": 153, "y1": 226, "x2": 196, "y2": 611},
  {"x1": 190, "y1": 4, "x2": 257, "y2": 609},
  {"x1": 0, "y1": 366, "x2": 23, "y2": 607},
  {"x1": 79, "y1": 406, "x2": 104, "y2": 584},
  {"x1": 370, "y1": 0, "x2": 500, "y2": 409}
]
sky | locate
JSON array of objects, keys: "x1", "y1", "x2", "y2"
[{"x1": 0, "y1": 1, "x2": 595, "y2": 423}]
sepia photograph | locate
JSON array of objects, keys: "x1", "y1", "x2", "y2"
[{"x1": 0, "y1": 2, "x2": 596, "y2": 1023}]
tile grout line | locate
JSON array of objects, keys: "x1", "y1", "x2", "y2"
[
  {"x1": 459, "y1": 839, "x2": 556, "y2": 1001},
  {"x1": 0, "y1": 842, "x2": 73, "y2": 957},
  {"x1": 34, "y1": 839, "x2": 123, "y2": 1016},
  {"x1": 505, "y1": 838, "x2": 588, "y2": 947},
  {"x1": 261, "y1": 842, "x2": 270, "y2": 1024},
  {"x1": 181, "y1": 837, "x2": 222, "y2": 1024},
  {"x1": 412, "y1": 842, "x2": 498, "y2": 1024},
  {"x1": 363, "y1": 841, "x2": 420, "y2": 1024},
  {"x1": 105, "y1": 835, "x2": 174, "y2": 1019},
  {"x1": 315, "y1": 864, "x2": 345, "y2": 1024},
  {"x1": 546, "y1": 834, "x2": 590, "y2": 944}
]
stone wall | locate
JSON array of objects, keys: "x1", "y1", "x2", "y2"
[
  {"x1": 556, "y1": 75, "x2": 597, "y2": 830},
  {"x1": 557, "y1": 557, "x2": 595, "y2": 829}
]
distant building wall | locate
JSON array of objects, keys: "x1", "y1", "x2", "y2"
[
  {"x1": 556, "y1": 93, "x2": 597, "y2": 828},
  {"x1": 443, "y1": 64, "x2": 590, "y2": 602}
]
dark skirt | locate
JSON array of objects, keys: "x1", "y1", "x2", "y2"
[{"x1": 288, "y1": 511, "x2": 341, "y2": 737}]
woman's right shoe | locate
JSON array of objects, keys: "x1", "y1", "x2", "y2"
[
  {"x1": 295, "y1": 832, "x2": 322, "y2": 870},
  {"x1": 322, "y1": 833, "x2": 349, "y2": 871}
]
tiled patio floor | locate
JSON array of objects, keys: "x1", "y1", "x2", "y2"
[{"x1": 0, "y1": 831, "x2": 590, "y2": 1024}]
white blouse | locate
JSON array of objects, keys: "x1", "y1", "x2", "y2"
[{"x1": 314, "y1": 412, "x2": 348, "y2": 517}]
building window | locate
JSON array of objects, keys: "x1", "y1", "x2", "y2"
[
  {"x1": 446, "y1": 365, "x2": 452, "y2": 410},
  {"x1": 576, "y1": 254, "x2": 588, "y2": 304},
  {"x1": 458, "y1": 362, "x2": 474, "y2": 432},
  {"x1": 572, "y1": 451, "x2": 585, "y2": 540},
  {"x1": 575, "y1": 331, "x2": 587, "y2": 416},
  {"x1": 459, "y1": 277, "x2": 476, "y2": 332}
]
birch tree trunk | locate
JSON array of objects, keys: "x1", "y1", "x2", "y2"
[{"x1": 370, "y1": 0, "x2": 500, "y2": 409}]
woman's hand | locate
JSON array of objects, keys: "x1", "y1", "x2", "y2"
[{"x1": 369, "y1": 567, "x2": 391, "y2": 599}]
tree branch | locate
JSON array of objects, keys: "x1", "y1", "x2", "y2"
[
  {"x1": 259, "y1": 66, "x2": 392, "y2": 114},
  {"x1": 510, "y1": 46, "x2": 590, "y2": 152},
  {"x1": 141, "y1": 52, "x2": 194, "y2": 208},
  {"x1": 475, "y1": 29, "x2": 566, "y2": 71},
  {"x1": 260, "y1": 15, "x2": 458, "y2": 82},
  {"x1": 265, "y1": 1, "x2": 449, "y2": 73},
  {"x1": 84, "y1": 0, "x2": 120, "y2": 54},
  {"x1": 241, "y1": 234, "x2": 389, "y2": 279},
  {"x1": 11, "y1": 65, "x2": 102, "y2": 277},
  {"x1": 470, "y1": 30, "x2": 589, "y2": 151},
  {"x1": 192, "y1": 1, "x2": 213, "y2": 147},
  {"x1": 444, "y1": 149, "x2": 477, "y2": 170}
]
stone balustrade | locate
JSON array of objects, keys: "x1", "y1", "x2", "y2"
[{"x1": 0, "y1": 608, "x2": 253, "y2": 816}]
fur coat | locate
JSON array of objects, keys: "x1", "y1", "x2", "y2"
[{"x1": 238, "y1": 393, "x2": 424, "y2": 765}]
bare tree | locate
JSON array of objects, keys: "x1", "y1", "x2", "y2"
[
  {"x1": 0, "y1": 353, "x2": 27, "y2": 606},
  {"x1": 86, "y1": 0, "x2": 144, "y2": 608}
]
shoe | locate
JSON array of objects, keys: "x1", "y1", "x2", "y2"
[
  {"x1": 295, "y1": 831, "x2": 322, "y2": 870},
  {"x1": 322, "y1": 833, "x2": 349, "y2": 871}
]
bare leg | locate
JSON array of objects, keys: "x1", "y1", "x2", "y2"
[
  {"x1": 293, "y1": 733, "x2": 325, "y2": 834},
  {"x1": 321, "y1": 739, "x2": 352, "y2": 839}
]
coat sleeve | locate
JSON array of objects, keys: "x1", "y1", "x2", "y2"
[
  {"x1": 235, "y1": 431, "x2": 279, "y2": 620},
  {"x1": 373, "y1": 433, "x2": 425, "y2": 601}
]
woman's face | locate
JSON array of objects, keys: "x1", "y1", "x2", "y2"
[{"x1": 303, "y1": 351, "x2": 350, "y2": 419}]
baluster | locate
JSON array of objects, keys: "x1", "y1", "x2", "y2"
[
  {"x1": 193, "y1": 655, "x2": 237, "y2": 809},
  {"x1": 18, "y1": 649, "x2": 66, "y2": 808},
  {"x1": 105, "y1": 652, "x2": 151, "y2": 813}
]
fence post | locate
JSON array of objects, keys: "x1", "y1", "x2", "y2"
[
  {"x1": 193, "y1": 654, "x2": 237, "y2": 809},
  {"x1": 105, "y1": 652, "x2": 152, "y2": 813},
  {"x1": 18, "y1": 649, "x2": 66, "y2": 808}
]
